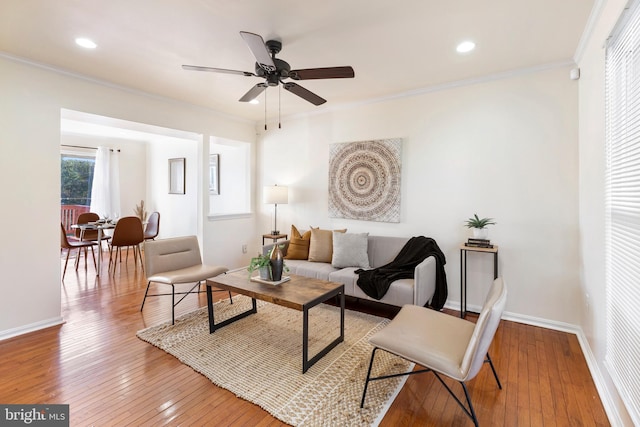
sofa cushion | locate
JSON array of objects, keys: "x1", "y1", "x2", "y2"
[
  {"x1": 367, "y1": 235, "x2": 410, "y2": 268},
  {"x1": 352, "y1": 278, "x2": 415, "y2": 306},
  {"x1": 287, "y1": 259, "x2": 339, "y2": 281},
  {"x1": 327, "y1": 267, "x2": 359, "y2": 296},
  {"x1": 332, "y1": 232, "x2": 370, "y2": 269},
  {"x1": 308, "y1": 228, "x2": 346, "y2": 263},
  {"x1": 280, "y1": 259, "x2": 305, "y2": 276},
  {"x1": 284, "y1": 225, "x2": 313, "y2": 260}
]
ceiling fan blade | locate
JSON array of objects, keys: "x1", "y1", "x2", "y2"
[
  {"x1": 239, "y1": 83, "x2": 268, "y2": 102},
  {"x1": 182, "y1": 64, "x2": 255, "y2": 77},
  {"x1": 282, "y1": 82, "x2": 326, "y2": 106},
  {"x1": 289, "y1": 66, "x2": 355, "y2": 80},
  {"x1": 239, "y1": 31, "x2": 276, "y2": 73}
]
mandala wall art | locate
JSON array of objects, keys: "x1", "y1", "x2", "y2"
[{"x1": 328, "y1": 138, "x2": 402, "y2": 223}]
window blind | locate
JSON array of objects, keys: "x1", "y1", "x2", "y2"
[{"x1": 605, "y1": 1, "x2": 640, "y2": 424}]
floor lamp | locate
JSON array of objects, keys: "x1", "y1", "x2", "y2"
[{"x1": 264, "y1": 185, "x2": 288, "y2": 235}]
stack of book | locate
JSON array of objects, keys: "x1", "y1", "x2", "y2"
[{"x1": 465, "y1": 238, "x2": 494, "y2": 248}]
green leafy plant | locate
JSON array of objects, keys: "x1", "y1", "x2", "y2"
[
  {"x1": 247, "y1": 246, "x2": 289, "y2": 278},
  {"x1": 465, "y1": 214, "x2": 496, "y2": 229},
  {"x1": 247, "y1": 253, "x2": 272, "y2": 276}
]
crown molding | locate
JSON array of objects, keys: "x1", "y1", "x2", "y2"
[
  {"x1": 574, "y1": 0, "x2": 608, "y2": 63},
  {"x1": 0, "y1": 51, "x2": 254, "y2": 126},
  {"x1": 283, "y1": 60, "x2": 576, "y2": 124}
]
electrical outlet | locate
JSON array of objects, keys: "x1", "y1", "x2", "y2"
[{"x1": 242, "y1": 244, "x2": 247, "y2": 254}]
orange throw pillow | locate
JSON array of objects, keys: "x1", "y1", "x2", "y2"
[
  {"x1": 308, "y1": 228, "x2": 346, "y2": 263},
  {"x1": 284, "y1": 225, "x2": 312, "y2": 260}
]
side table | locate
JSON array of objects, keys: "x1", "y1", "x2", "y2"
[
  {"x1": 262, "y1": 233, "x2": 288, "y2": 245},
  {"x1": 459, "y1": 244, "x2": 498, "y2": 318}
]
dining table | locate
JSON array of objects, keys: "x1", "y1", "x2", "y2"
[{"x1": 71, "y1": 221, "x2": 116, "y2": 276}]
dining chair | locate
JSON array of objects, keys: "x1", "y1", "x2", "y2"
[
  {"x1": 360, "y1": 277, "x2": 507, "y2": 427},
  {"x1": 75, "y1": 212, "x2": 112, "y2": 248},
  {"x1": 140, "y1": 236, "x2": 232, "y2": 324},
  {"x1": 60, "y1": 223, "x2": 97, "y2": 279},
  {"x1": 144, "y1": 211, "x2": 160, "y2": 241},
  {"x1": 108, "y1": 216, "x2": 144, "y2": 271},
  {"x1": 74, "y1": 212, "x2": 99, "y2": 239}
]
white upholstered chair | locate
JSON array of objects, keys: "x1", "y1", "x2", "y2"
[
  {"x1": 140, "y1": 236, "x2": 232, "y2": 324},
  {"x1": 360, "y1": 277, "x2": 507, "y2": 427}
]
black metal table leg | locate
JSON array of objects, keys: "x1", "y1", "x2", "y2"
[
  {"x1": 207, "y1": 283, "x2": 257, "y2": 333},
  {"x1": 301, "y1": 287, "x2": 345, "y2": 373},
  {"x1": 460, "y1": 245, "x2": 498, "y2": 319},
  {"x1": 206, "y1": 283, "x2": 214, "y2": 332},
  {"x1": 460, "y1": 248, "x2": 467, "y2": 318}
]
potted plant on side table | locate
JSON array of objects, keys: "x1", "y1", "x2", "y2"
[{"x1": 465, "y1": 213, "x2": 496, "y2": 240}]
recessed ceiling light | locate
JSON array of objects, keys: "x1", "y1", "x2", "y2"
[
  {"x1": 249, "y1": 99, "x2": 259, "y2": 105},
  {"x1": 456, "y1": 41, "x2": 476, "y2": 54},
  {"x1": 75, "y1": 37, "x2": 97, "y2": 49}
]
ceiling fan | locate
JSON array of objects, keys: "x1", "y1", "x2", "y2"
[{"x1": 182, "y1": 31, "x2": 355, "y2": 106}]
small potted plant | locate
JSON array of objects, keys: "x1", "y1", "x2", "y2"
[
  {"x1": 247, "y1": 246, "x2": 290, "y2": 281},
  {"x1": 465, "y1": 214, "x2": 496, "y2": 239},
  {"x1": 248, "y1": 253, "x2": 273, "y2": 280}
]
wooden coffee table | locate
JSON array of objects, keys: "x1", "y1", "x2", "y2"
[{"x1": 205, "y1": 270, "x2": 345, "y2": 373}]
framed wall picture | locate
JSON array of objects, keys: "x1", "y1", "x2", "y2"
[
  {"x1": 209, "y1": 154, "x2": 219, "y2": 195},
  {"x1": 169, "y1": 158, "x2": 186, "y2": 194}
]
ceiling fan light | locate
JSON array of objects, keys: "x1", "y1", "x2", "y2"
[
  {"x1": 249, "y1": 99, "x2": 259, "y2": 104},
  {"x1": 456, "y1": 41, "x2": 475, "y2": 54},
  {"x1": 75, "y1": 37, "x2": 97, "y2": 49}
]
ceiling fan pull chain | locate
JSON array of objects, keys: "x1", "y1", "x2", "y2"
[
  {"x1": 279, "y1": 85, "x2": 282, "y2": 129},
  {"x1": 264, "y1": 88, "x2": 268, "y2": 131}
]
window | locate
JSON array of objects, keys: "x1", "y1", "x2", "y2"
[
  {"x1": 208, "y1": 138, "x2": 251, "y2": 218},
  {"x1": 60, "y1": 152, "x2": 95, "y2": 233},
  {"x1": 61, "y1": 154, "x2": 95, "y2": 206},
  {"x1": 605, "y1": 1, "x2": 640, "y2": 423}
]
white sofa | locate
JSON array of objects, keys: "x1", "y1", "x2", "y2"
[{"x1": 263, "y1": 235, "x2": 437, "y2": 307}]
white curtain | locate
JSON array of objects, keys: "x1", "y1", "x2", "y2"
[
  {"x1": 110, "y1": 149, "x2": 121, "y2": 218},
  {"x1": 90, "y1": 147, "x2": 121, "y2": 218}
]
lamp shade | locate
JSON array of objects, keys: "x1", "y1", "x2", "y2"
[{"x1": 264, "y1": 185, "x2": 288, "y2": 205}]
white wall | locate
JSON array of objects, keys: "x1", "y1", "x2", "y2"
[
  {"x1": 260, "y1": 65, "x2": 581, "y2": 324},
  {"x1": 578, "y1": 0, "x2": 634, "y2": 424},
  {"x1": 203, "y1": 136, "x2": 259, "y2": 267},
  {"x1": 146, "y1": 137, "x2": 199, "y2": 238},
  {"x1": 0, "y1": 55, "x2": 256, "y2": 338},
  {"x1": 209, "y1": 139, "x2": 251, "y2": 216}
]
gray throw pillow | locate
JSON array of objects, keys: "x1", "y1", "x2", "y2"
[{"x1": 331, "y1": 232, "x2": 370, "y2": 269}]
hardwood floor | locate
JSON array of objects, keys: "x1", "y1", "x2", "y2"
[{"x1": 0, "y1": 251, "x2": 609, "y2": 426}]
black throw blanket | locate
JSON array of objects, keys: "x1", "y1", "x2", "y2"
[{"x1": 355, "y1": 236, "x2": 448, "y2": 310}]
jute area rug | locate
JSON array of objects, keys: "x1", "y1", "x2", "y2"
[{"x1": 137, "y1": 295, "x2": 413, "y2": 426}]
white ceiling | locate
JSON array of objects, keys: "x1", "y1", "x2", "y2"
[{"x1": 1, "y1": 0, "x2": 595, "y2": 123}]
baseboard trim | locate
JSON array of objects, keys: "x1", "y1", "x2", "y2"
[
  {"x1": 443, "y1": 300, "x2": 624, "y2": 426},
  {"x1": 575, "y1": 332, "x2": 625, "y2": 427},
  {"x1": 445, "y1": 300, "x2": 579, "y2": 332},
  {"x1": 0, "y1": 317, "x2": 65, "y2": 342}
]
